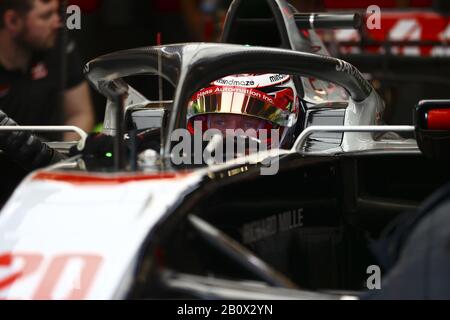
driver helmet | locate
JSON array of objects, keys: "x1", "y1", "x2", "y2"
[{"x1": 186, "y1": 73, "x2": 300, "y2": 149}]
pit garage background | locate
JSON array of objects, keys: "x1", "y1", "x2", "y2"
[{"x1": 68, "y1": 0, "x2": 450, "y2": 135}]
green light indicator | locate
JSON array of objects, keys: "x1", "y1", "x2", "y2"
[{"x1": 105, "y1": 152, "x2": 113, "y2": 158}]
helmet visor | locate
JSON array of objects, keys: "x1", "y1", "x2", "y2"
[{"x1": 187, "y1": 85, "x2": 295, "y2": 127}]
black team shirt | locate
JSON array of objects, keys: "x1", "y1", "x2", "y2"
[
  {"x1": 0, "y1": 41, "x2": 85, "y2": 204},
  {"x1": 0, "y1": 40, "x2": 85, "y2": 140}
]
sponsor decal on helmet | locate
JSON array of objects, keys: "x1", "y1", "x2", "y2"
[
  {"x1": 215, "y1": 79, "x2": 256, "y2": 87},
  {"x1": 214, "y1": 74, "x2": 291, "y2": 88}
]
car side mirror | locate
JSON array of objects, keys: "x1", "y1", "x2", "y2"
[
  {"x1": 415, "y1": 100, "x2": 450, "y2": 160},
  {"x1": 125, "y1": 102, "x2": 171, "y2": 132}
]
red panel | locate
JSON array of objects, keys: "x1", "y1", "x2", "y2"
[
  {"x1": 364, "y1": 12, "x2": 449, "y2": 42},
  {"x1": 428, "y1": 109, "x2": 450, "y2": 130},
  {"x1": 336, "y1": 11, "x2": 450, "y2": 56},
  {"x1": 324, "y1": 0, "x2": 432, "y2": 9}
]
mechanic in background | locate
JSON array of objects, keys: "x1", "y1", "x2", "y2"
[{"x1": 0, "y1": 0, "x2": 94, "y2": 141}]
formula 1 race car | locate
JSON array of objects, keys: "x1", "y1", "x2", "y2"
[{"x1": 0, "y1": 0, "x2": 450, "y2": 300}]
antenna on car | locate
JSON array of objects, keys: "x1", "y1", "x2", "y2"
[
  {"x1": 157, "y1": 32, "x2": 164, "y2": 106},
  {"x1": 156, "y1": 32, "x2": 168, "y2": 165}
]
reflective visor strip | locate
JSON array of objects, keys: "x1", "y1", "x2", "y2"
[
  {"x1": 188, "y1": 85, "x2": 294, "y2": 126},
  {"x1": 192, "y1": 86, "x2": 283, "y2": 107}
]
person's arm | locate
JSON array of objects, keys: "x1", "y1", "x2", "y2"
[{"x1": 63, "y1": 81, "x2": 95, "y2": 141}]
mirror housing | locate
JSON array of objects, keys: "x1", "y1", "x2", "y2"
[
  {"x1": 125, "y1": 102, "x2": 171, "y2": 132},
  {"x1": 415, "y1": 100, "x2": 450, "y2": 160}
]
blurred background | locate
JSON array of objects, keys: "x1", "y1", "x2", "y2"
[{"x1": 67, "y1": 0, "x2": 450, "y2": 128}]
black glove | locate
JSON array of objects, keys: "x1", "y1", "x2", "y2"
[
  {"x1": 0, "y1": 110, "x2": 66, "y2": 171},
  {"x1": 70, "y1": 132, "x2": 114, "y2": 158},
  {"x1": 70, "y1": 129, "x2": 161, "y2": 158},
  {"x1": 69, "y1": 132, "x2": 118, "y2": 171}
]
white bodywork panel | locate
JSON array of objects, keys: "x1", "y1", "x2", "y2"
[
  {"x1": 0, "y1": 172, "x2": 202, "y2": 300},
  {"x1": 343, "y1": 90, "x2": 385, "y2": 148},
  {"x1": 341, "y1": 91, "x2": 418, "y2": 153}
]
